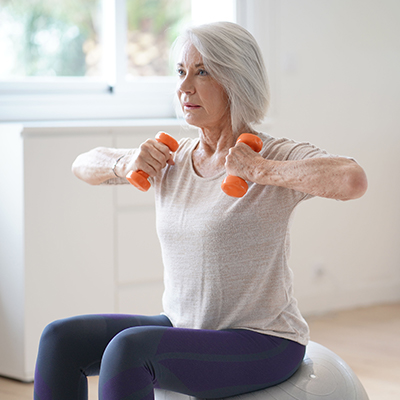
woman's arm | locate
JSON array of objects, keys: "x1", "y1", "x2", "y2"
[
  {"x1": 225, "y1": 143, "x2": 368, "y2": 201},
  {"x1": 71, "y1": 147, "x2": 134, "y2": 185},
  {"x1": 72, "y1": 138, "x2": 175, "y2": 185}
]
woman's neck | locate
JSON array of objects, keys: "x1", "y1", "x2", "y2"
[{"x1": 192, "y1": 125, "x2": 256, "y2": 178}]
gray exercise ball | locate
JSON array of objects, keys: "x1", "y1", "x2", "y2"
[{"x1": 154, "y1": 341, "x2": 369, "y2": 400}]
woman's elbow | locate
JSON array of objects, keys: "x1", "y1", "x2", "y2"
[
  {"x1": 71, "y1": 157, "x2": 82, "y2": 180},
  {"x1": 71, "y1": 153, "x2": 100, "y2": 185},
  {"x1": 343, "y1": 164, "x2": 368, "y2": 200}
]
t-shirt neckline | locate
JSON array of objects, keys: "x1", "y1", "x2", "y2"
[{"x1": 188, "y1": 137, "x2": 227, "y2": 181}]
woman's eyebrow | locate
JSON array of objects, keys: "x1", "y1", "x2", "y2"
[{"x1": 176, "y1": 63, "x2": 205, "y2": 68}]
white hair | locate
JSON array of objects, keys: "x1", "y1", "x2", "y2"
[{"x1": 173, "y1": 21, "x2": 270, "y2": 133}]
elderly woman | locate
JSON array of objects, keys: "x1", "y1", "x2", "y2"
[{"x1": 34, "y1": 22, "x2": 367, "y2": 400}]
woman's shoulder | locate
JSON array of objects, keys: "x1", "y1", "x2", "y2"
[
  {"x1": 177, "y1": 136, "x2": 198, "y2": 148},
  {"x1": 258, "y1": 132, "x2": 329, "y2": 161},
  {"x1": 171, "y1": 136, "x2": 199, "y2": 164},
  {"x1": 258, "y1": 131, "x2": 302, "y2": 148},
  {"x1": 176, "y1": 136, "x2": 199, "y2": 154}
]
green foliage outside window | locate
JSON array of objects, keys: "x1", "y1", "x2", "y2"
[
  {"x1": 126, "y1": 0, "x2": 191, "y2": 76},
  {"x1": 0, "y1": 0, "x2": 191, "y2": 78},
  {"x1": 0, "y1": 0, "x2": 100, "y2": 77}
]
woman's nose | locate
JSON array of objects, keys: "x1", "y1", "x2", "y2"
[{"x1": 178, "y1": 75, "x2": 195, "y2": 94}]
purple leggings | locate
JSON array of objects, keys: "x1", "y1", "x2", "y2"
[{"x1": 34, "y1": 314, "x2": 305, "y2": 400}]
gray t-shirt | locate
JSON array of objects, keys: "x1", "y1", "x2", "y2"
[{"x1": 154, "y1": 132, "x2": 331, "y2": 345}]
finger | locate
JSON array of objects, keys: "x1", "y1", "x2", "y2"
[
  {"x1": 136, "y1": 140, "x2": 173, "y2": 175},
  {"x1": 225, "y1": 146, "x2": 254, "y2": 179},
  {"x1": 167, "y1": 155, "x2": 175, "y2": 166},
  {"x1": 141, "y1": 140, "x2": 167, "y2": 162},
  {"x1": 149, "y1": 140, "x2": 173, "y2": 164}
]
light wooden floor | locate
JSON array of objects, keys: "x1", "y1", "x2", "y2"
[
  {"x1": 1, "y1": 303, "x2": 399, "y2": 400},
  {"x1": 306, "y1": 302, "x2": 400, "y2": 400}
]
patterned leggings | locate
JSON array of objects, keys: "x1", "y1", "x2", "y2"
[{"x1": 34, "y1": 314, "x2": 305, "y2": 400}]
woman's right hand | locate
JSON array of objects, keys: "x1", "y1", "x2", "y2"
[
  {"x1": 72, "y1": 137, "x2": 175, "y2": 186},
  {"x1": 124, "y1": 138, "x2": 175, "y2": 179}
]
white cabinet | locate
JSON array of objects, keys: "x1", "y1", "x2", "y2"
[
  {"x1": 0, "y1": 124, "x2": 115, "y2": 381},
  {"x1": 0, "y1": 121, "x2": 196, "y2": 381}
]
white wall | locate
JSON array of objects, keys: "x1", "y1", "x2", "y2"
[
  {"x1": 259, "y1": 0, "x2": 400, "y2": 314},
  {"x1": 0, "y1": 125, "x2": 25, "y2": 379}
]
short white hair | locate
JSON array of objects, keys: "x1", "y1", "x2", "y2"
[{"x1": 174, "y1": 21, "x2": 270, "y2": 132}]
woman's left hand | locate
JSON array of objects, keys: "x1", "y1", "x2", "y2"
[{"x1": 224, "y1": 141, "x2": 266, "y2": 183}]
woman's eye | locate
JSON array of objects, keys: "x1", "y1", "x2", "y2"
[
  {"x1": 177, "y1": 68, "x2": 185, "y2": 76},
  {"x1": 198, "y1": 69, "x2": 208, "y2": 76}
]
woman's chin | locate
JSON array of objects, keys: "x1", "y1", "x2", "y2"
[{"x1": 183, "y1": 115, "x2": 201, "y2": 128}]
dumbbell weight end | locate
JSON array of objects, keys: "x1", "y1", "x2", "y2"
[
  {"x1": 126, "y1": 170, "x2": 151, "y2": 192},
  {"x1": 220, "y1": 176, "x2": 248, "y2": 198}
]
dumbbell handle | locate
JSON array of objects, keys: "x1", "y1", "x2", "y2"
[
  {"x1": 126, "y1": 132, "x2": 179, "y2": 192},
  {"x1": 221, "y1": 133, "x2": 263, "y2": 198}
]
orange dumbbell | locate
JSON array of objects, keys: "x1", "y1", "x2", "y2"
[
  {"x1": 126, "y1": 131, "x2": 179, "y2": 192},
  {"x1": 221, "y1": 133, "x2": 263, "y2": 198}
]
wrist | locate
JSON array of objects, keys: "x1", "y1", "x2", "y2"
[
  {"x1": 112, "y1": 155, "x2": 126, "y2": 178},
  {"x1": 254, "y1": 159, "x2": 283, "y2": 186},
  {"x1": 253, "y1": 158, "x2": 271, "y2": 185},
  {"x1": 112, "y1": 149, "x2": 134, "y2": 178}
]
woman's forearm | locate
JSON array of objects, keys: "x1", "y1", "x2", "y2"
[
  {"x1": 254, "y1": 156, "x2": 368, "y2": 201},
  {"x1": 72, "y1": 147, "x2": 134, "y2": 185},
  {"x1": 73, "y1": 137, "x2": 175, "y2": 186}
]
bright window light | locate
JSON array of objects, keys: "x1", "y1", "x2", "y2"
[
  {"x1": 0, "y1": 0, "x2": 238, "y2": 121},
  {"x1": 191, "y1": 0, "x2": 236, "y2": 25},
  {"x1": 125, "y1": 0, "x2": 191, "y2": 78},
  {"x1": 0, "y1": 0, "x2": 103, "y2": 79}
]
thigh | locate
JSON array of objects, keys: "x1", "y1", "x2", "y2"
[
  {"x1": 99, "y1": 326, "x2": 305, "y2": 400},
  {"x1": 34, "y1": 314, "x2": 171, "y2": 400},
  {"x1": 38, "y1": 314, "x2": 171, "y2": 375},
  {"x1": 153, "y1": 328, "x2": 305, "y2": 398}
]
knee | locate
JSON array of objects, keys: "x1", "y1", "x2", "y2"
[
  {"x1": 103, "y1": 327, "x2": 150, "y2": 360},
  {"x1": 102, "y1": 326, "x2": 166, "y2": 371},
  {"x1": 39, "y1": 317, "x2": 83, "y2": 354}
]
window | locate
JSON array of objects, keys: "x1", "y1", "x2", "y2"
[
  {"x1": 0, "y1": 0, "x2": 103, "y2": 79},
  {"x1": 0, "y1": 0, "x2": 238, "y2": 121},
  {"x1": 125, "y1": 0, "x2": 191, "y2": 78}
]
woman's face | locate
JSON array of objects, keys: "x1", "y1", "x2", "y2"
[{"x1": 176, "y1": 43, "x2": 230, "y2": 131}]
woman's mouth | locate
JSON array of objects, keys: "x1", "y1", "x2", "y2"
[{"x1": 184, "y1": 103, "x2": 201, "y2": 110}]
